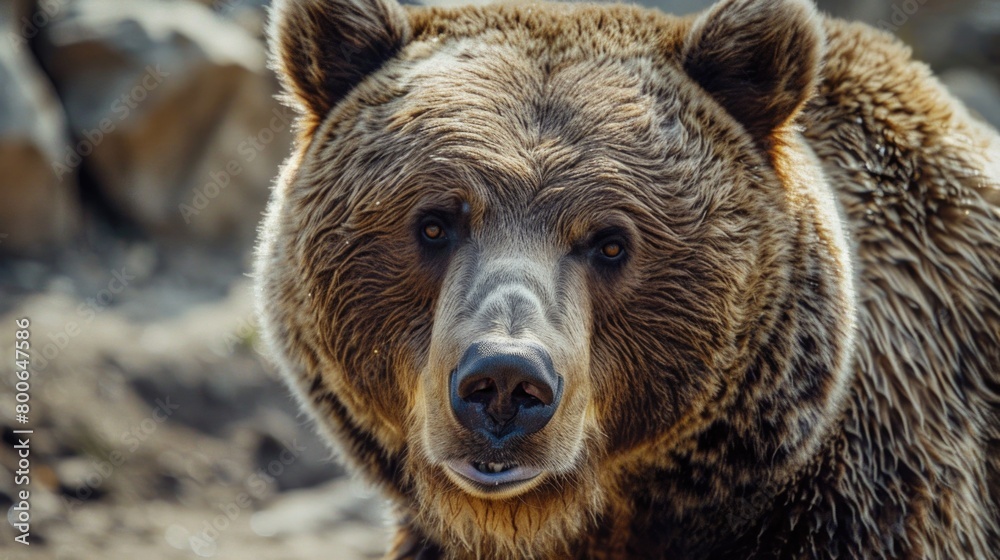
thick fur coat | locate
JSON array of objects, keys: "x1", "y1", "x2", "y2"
[{"x1": 255, "y1": 0, "x2": 1000, "y2": 557}]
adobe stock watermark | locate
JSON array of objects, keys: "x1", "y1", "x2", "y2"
[
  {"x1": 185, "y1": 438, "x2": 306, "y2": 556},
  {"x1": 876, "y1": 0, "x2": 931, "y2": 33},
  {"x1": 34, "y1": 267, "x2": 134, "y2": 372},
  {"x1": 6, "y1": 0, "x2": 68, "y2": 53},
  {"x1": 178, "y1": 106, "x2": 293, "y2": 224},
  {"x1": 60, "y1": 395, "x2": 180, "y2": 512},
  {"x1": 189, "y1": 313, "x2": 278, "y2": 382},
  {"x1": 51, "y1": 64, "x2": 170, "y2": 181},
  {"x1": 218, "y1": 314, "x2": 267, "y2": 358}
]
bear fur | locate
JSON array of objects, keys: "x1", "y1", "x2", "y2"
[{"x1": 255, "y1": 0, "x2": 1000, "y2": 557}]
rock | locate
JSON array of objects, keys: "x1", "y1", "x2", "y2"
[
  {"x1": 248, "y1": 478, "x2": 386, "y2": 537},
  {"x1": 813, "y1": 0, "x2": 888, "y2": 23},
  {"x1": 0, "y1": 0, "x2": 81, "y2": 255},
  {"x1": 209, "y1": 0, "x2": 270, "y2": 38},
  {"x1": 903, "y1": 1, "x2": 997, "y2": 71},
  {"x1": 35, "y1": 0, "x2": 291, "y2": 248},
  {"x1": 941, "y1": 69, "x2": 1000, "y2": 129}
]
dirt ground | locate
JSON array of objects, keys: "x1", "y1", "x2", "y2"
[{"x1": 0, "y1": 245, "x2": 392, "y2": 559}]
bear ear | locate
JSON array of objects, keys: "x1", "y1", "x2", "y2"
[
  {"x1": 682, "y1": 0, "x2": 824, "y2": 144},
  {"x1": 269, "y1": 0, "x2": 410, "y2": 119}
]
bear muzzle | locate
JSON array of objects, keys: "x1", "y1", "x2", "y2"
[{"x1": 446, "y1": 340, "x2": 563, "y2": 488}]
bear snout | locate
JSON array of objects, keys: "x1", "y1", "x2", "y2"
[{"x1": 450, "y1": 340, "x2": 563, "y2": 443}]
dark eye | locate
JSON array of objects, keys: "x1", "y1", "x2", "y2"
[
  {"x1": 600, "y1": 241, "x2": 624, "y2": 260},
  {"x1": 422, "y1": 221, "x2": 445, "y2": 241},
  {"x1": 588, "y1": 229, "x2": 629, "y2": 271},
  {"x1": 418, "y1": 216, "x2": 451, "y2": 249}
]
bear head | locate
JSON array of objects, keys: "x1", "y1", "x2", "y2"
[{"x1": 256, "y1": 0, "x2": 857, "y2": 556}]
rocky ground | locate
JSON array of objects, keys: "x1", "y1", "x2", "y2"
[{"x1": 0, "y1": 0, "x2": 996, "y2": 559}]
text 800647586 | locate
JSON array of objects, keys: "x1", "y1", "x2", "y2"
[{"x1": 12, "y1": 318, "x2": 33, "y2": 546}]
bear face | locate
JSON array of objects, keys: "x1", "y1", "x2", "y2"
[{"x1": 257, "y1": 0, "x2": 862, "y2": 556}]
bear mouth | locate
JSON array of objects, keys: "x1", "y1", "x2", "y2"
[{"x1": 446, "y1": 460, "x2": 543, "y2": 490}]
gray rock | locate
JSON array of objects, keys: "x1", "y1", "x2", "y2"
[
  {"x1": 941, "y1": 68, "x2": 1000, "y2": 129},
  {"x1": 0, "y1": 0, "x2": 81, "y2": 255},
  {"x1": 248, "y1": 478, "x2": 386, "y2": 537},
  {"x1": 209, "y1": 0, "x2": 270, "y2": 38},
  {"x1": 35, "y1": 0, "x2": 291, "y2": 247}
]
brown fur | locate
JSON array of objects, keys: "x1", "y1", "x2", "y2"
[{"x1": 255, "y1": 0, "x2": 1000, "y2": 558}]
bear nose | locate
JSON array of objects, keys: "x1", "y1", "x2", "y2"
[{"x1": 450, "y1": 340, "x2": 563, "y2": 441}]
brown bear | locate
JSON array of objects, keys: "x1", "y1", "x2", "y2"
[{"x1": 254, "y1": 0, "x2": 1000, "y2": 557}]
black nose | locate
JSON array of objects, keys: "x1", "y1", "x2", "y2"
[{"x1": 450, "y1": 341, "x2": 563, "y2": 441}]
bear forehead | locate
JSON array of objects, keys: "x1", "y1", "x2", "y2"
[
  {"x1": 407, "y1": 3, "x2": 687, "y2": 58},
  {"x1": 396, "y1": 40, "x2": 668, "y2": 143},
  {"x1": 340, "y1": 41, "x2": 723, "y2": 221},
  {"x1": 393, "y1": 3, "x2": 693, "y2": 148},
  {"x1": 305, "y1": 3, "x2": 755, "y2": 236}
]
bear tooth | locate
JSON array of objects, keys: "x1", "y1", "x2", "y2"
[{"x1": 490, "y1": 462, "x2": 503, "y2": 473}]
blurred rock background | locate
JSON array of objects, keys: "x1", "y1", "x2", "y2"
[{"x1": 0, "y1": 0, "x2": 995, "y2": 558}]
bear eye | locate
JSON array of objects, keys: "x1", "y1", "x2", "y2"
[
  {"x1": 417, "y1": 216, "x2": 451, "y2": 250},
  {"x1": 588, "y1": 229, "x2": 629, "y2": 270},
  {"x1": 601, "y1": 241, "x2": 624, "y2": 260},
  {"x1": 422, "y1": 222, "x2": 445, "y2": 241}
]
